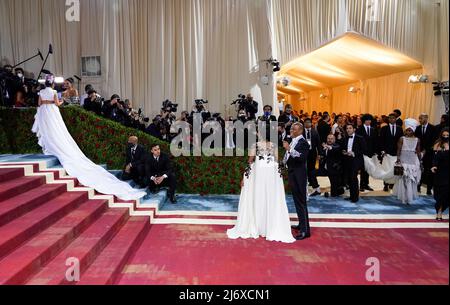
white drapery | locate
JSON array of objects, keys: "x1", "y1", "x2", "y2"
[
  {"x1": 0, "y1": 0, "x2": 448, "y2": 119},
  {"x1": 0, "y1": 0, "x2": 276, "y2": 118}
]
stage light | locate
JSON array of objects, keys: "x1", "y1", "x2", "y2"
[
  {"x1": 277, "y1": 76, "x2": 291, "y2": 87},
  {"x1": 348, "y1": 86, "x2": 361, "y2": 93},
  {"x1": 54, "y1": 77, "x2": 64, "y2": 84},
  {"x1": 38, "y1": 79, "x2": 45, "y2": 84},
  {"x1": 408, "y1": 74, "x2": 429, "y2": 83}
]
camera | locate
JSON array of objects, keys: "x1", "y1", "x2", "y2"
[{"x1": 162, "y1": 99, "x2": 178, "y2": 113}]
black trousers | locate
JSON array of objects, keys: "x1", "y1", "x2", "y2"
[
  {"x1": 360, "y1": 170, "x2": 370, "y2": 188},
  {"x1": 307, "y1": 153, "x2": 320, "y2": 189},
  {"x1": 328, "y1": 174, "x2": 344, "y2": 197},
  {"x1": 289, "y1": 170, "x2": 310, "y2": 235},
  {"x1": 434, "y1": 185, "x2": 449, "y2": 213},
  {"x1": 122, "y1": 164, "x2": 145, "y2": 184},
  {"x1": 419, "y1": 153, "x2": 434, "y2": 192},
  {"x1": 344, "y1": 158, "x2": 360, "y2": 202},
  {"x1": 149, "y1": 173, "x2": 177, "y2": 197}
]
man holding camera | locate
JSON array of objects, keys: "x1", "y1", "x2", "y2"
[{"x1": 83, "y1": 89, "x2": 103, "y2": 116}]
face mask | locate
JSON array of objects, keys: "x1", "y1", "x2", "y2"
[
  {"x1": 17, "y1": 73, "x2": 23, "y2": 78},
  {"x1": 264, "y1": 112, "x2": 271, "y2": 117},
  {"x1": 442, "y1": 137, "x2": 449, "y2": 143}
]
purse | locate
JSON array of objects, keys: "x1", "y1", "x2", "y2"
[{"x1": 394, "y1": 163, "x2": 404, "y2": 176}]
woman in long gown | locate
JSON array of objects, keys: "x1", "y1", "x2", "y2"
[
  {"x1": 32, "y1": 75, "x2": 146, "y2": 201},
  {"x1": 227, "y1": 139, "x2": 295, "y2": 243},
  {"x1": 392, "y1": 119, "x2": 422, "y2": 204}
]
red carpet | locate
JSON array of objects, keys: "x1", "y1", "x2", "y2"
[
  {"x1": 0, "y1": 166, "x2": 448, "y2": 285},
  {"x1": 118, "y1": 225, "x2": 449, "y2": 285}
]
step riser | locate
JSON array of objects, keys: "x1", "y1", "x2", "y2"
[
  {"x1": 0, "y1": 185, "x2": 67, "y2": 227},
  {"x1": 2, "y1": 202, "x2": 108, "y2": 285},
  {"x1": 0, "y1": 169, "x2": 24, "y2": 183},
  {"x1": 0, "y1": 177, "x2": 45, "y2": 202},
  {"x1": 0, "y1": 193, "x2": 89, "y2": 259}
]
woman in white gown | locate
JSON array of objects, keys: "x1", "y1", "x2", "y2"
[
  {"x1": 32, "y1": 76, "x2": 146, "y2": 201},
  {"x1": 227, "y1": 140, "x2": 295, "y2": 243}
]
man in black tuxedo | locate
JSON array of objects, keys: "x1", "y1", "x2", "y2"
[
  {"x1": 122, "y1": 136, "x2": 147, "y2": 187},
  {"x1": 379, "y1": 113, "x2": 404, "y2": 191},
  {"x1": 258, "y1": 105, "x2": 277, "y2": 123},
  {"x1": 303, "y1": 118, "x2": 321, "y2": 197},
  {"x1": 317, "y1": 113, "x2": 332, "y2": 144},
  {"x1": 278, "y1": 123, "x2": 290, "y2": 147},
  {"x1": 320, "y1": 134, "x2": 344, "y2": 197},
  {"x1": 283, "y1": 123, "x2": 311, "y2": 240},
  {"x1": 278, "y1": 104, "x2": 300, "y2": 134},
  {"x1": 145, "y1": 144, "x2": 177, "y2": 203},
  {"x1": 356, "y1": 114, "x2": 378, "y2": 192},
  {"x1": 394, "y1": 109, "x2": 403, "y2": 128},
  {"x1": 415, "y1": 113, "x2": 437, "y2": 195},
  {"x1": 342, "y1": 124, "x2": 366, "y2": 203}
]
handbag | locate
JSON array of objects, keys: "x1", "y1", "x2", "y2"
[{"x1": 394, "y1": 163, "x2": 404, "y2": 176}]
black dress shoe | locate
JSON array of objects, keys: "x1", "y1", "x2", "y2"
[
  {"x1": 365, "y1": 186, "x2": 374, "y2": 191},
  {"x1": 360, "y1": 188, "x2": 365, "y2": 192},
  {"x1": 295, "y1": 233, "x2": 311, "y2": 241},
  {"x1": 344, "y1": 197, "x2": 352, "y2": 201},
  {"x1": 291, "y1": 225, "x2": 301, "y2": 230},
  {"x1": 383, "y1": 186, "x2": 389, "y2": 192},
  {"x1": 426, "y1": 190, "x2": 433, "y2": 196},
  {"x1": 169, "y1": 194, "x2": 177, "y2": 204},
  {"x1": 310, "y1": 191, "x2": 321, "y2": 197}
]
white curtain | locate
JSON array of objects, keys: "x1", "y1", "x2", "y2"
[
  {"x1": 0, "y1": 0, "x2": 276, "y2": 118},
  {"x1": 1, "y1": 0, "x2": 448, "y2": 120}
]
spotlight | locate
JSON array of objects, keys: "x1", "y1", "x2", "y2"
[
  {"x1": 264, "y1": 58, "x2": 281, "y2": 73},
  {"x1": 54, "y1": 77, "x2": 64, "y2": 84},
  {"x1": 277, "y1": 76, "x2": 291, "y2": 87},
  {"x1": 348, "y1": 87, "x2": 361, "y2": 93},
  {"x1": 408, "y1": 74, "x2": 429, "y2": 83}
]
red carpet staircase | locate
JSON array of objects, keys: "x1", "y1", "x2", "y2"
[{"x1": 0, "y1": 167, "x2": 151, "y2": 285}]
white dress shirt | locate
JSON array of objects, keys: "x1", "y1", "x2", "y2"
[{"x1": 347, "y1": 135, "x2": 355, "y2": 152}]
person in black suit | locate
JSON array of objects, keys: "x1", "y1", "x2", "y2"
[
  {"x1": 277, "y1": 123, "x2": 290, "y2": 147},
  {"x1": 394, "y1": 109, "x2": 403, "y2": 128},
  {"x1": 258, "y1": 105, "x2": 277, "y2": 123},
  {"x1": 303, "y1": 118, "x2": 321, "y2": 196},
  {"x1": 431, "y1": 128, "x2": 449, "y2": 220},
  {"x1": 145, "y1": 144, "x2": 177, "y2": 203},
  {"x1": 379, "y1": 113, "x2": 404, "y2": 191},
  {"x1": 317, "y1": 113, "x2": 332, "y2": 144},
  {"x1": 415, "y1": 113, "x2": 438, "y2": 195},
  {"x1": 320, "y1": 134, "x2": 344, "y2": 197},
  {"x1": 122, "y1": 136, "x2": 147, "y2": 187},
  {"x1": 356, "y1": 114, "x2": 378, "y2": 192},
  {"x1": 283, "y1": 122, "x2": 311, "y2": 240},
  {"x1": 278, "y1": 104, "x2": 300, "y2": 134},
  {"x1": 342, "y1": 124, "x2": 366, "y2": 203}
]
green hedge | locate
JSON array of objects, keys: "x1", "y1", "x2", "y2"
[{"x1": 0, "y1": 106, "x2": 268, "y2": 194}]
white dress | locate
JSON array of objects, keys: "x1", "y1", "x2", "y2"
[
  {"x1": 32, "y1": 87, "x2": 146, "y2": 201},
  {"x1": 227, "y1": 141, "x2": 295, "y2": 243},
  {"x1": 393, "y1": 137, "x2": 422, "y2": 204}
]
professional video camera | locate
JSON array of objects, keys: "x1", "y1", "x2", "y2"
[
  {"x1": 162, "y1": 99, "x2": 179, "y2": 113},
  {"x1": 231, "y1": 94, "x2": 248, "y2": 111},
  {"x1": 231, "y1": 93, "x2": 258, "y2": 119}
]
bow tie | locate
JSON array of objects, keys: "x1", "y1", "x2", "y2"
[{"x1": 348, "y1": 136, "x2": 354, "y2": 139}]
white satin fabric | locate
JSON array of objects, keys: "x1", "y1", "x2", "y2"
[
  {"x1": 363, "y1": 154, "x2": 399, "y2": 185},
  {"x1": 227, "y1": 142, "x2": 295, "y2": 243},
  {"x1": 32, "y1": 104, "x2": 146, "y2": 201}
]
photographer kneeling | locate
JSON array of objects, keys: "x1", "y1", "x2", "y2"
[{"x1": 145, "y1": 144, "x2": 177, "y2": 203}]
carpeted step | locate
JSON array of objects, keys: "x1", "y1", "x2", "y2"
[
  {"x1": 26, "y1": 208, "x2": 130, "y2": 285},
  {"x1": 0, "y1": 191, "x2": 89, "y2": 259},
  {"x1": 0, "y1": 176, "x2": 45, "y2": 202},
  {"x1": 0, "y1": 199, "x2": 108, "y2": 285},
  {"x1": 76, "y1": 217, "x2": 150, "y2": 285},
  {"x1": 0, "y1": 183, "x2": 67, "y2": 227},
  {"x1": 0, "y1": 168, "x2": 24, "y2": 183}
]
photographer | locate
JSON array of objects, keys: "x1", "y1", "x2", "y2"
[
  {"x1": 231, "y1": 94, "x2": 258, "y2": 121},
  {"x1": 160, "y1": 100, "x2": 178, "y2": 142},
  {"x1": 145, "y1": 115, "x2": 163, "y2": 139},
  {"x1": 190, "y1": 99, "x2": 211, "y2": 125},
  {"x1": 102, "y1": 94, "x2": 127, "y2": 125},
  {"x1": 0, "y1": 65, "x2": 17, "y2": 106},
  {"x1": 83, "y1": 89, "x2": 103, "y2": 116}
]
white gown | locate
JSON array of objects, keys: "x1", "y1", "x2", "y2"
[
  {"x1": 32, "y1": 89, "x2": 146, "y2": 201},
  {"x1": 227, "y1": 141, "x2": 295, "y2": 243}
]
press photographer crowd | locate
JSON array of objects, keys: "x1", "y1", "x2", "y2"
[{"x1": 1, "y1": 65, "x2": 449, "y2": 217}]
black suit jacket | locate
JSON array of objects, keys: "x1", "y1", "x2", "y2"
[
  {"x1": 125, "y1": 144, "x2": 147, "y2": 169},
  {"x1": 379, "y1": 125, "x2": 404, "y2": 156},
  {"x1": 145, "y1": 153, "x2": 173, "y2": 178},
  {"x1": 303, "y1": 128, "x2": 321, "y2": 156},
  {"x1": 286, "y1": 138, "x2": 310, "y2": 172},
  {"x1": 342, "y1": 134, "x2": 365, "y2": 171},
  {"x1": 356, "y1": 126, "x2": 378, "y2": 157},
  {"x1": 319, "y1": 144, "x2": 343, "y2": 176},
  {"x1": 415, "y1": 124, "x2": 437, "y2": 152},
  {"x1": 433, "y1": 150, "x2": 449, "y2": 187},
  {"x1": 317, "y1": 120, "x2": 331, "y2": 144}
]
